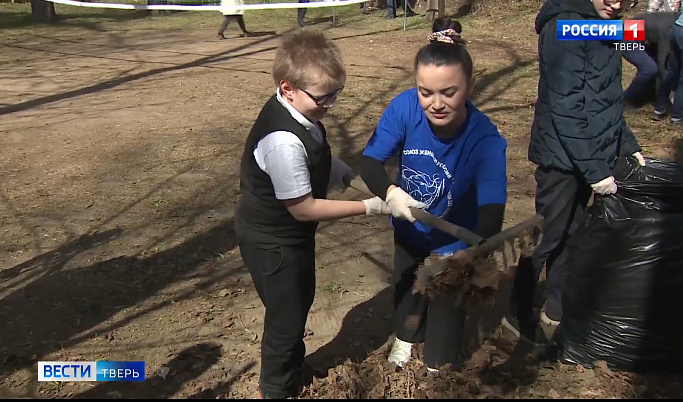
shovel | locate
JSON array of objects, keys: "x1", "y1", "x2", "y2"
[
  {"x1": 347, "y1": 177, "x2": 484, "y2": 246},
  {"x1": 346, "y1": 177, "x2": 544, "y2": 301}
]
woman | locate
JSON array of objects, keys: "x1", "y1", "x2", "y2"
[{"x1": 360, "y1": 17, "x2": 508, "y2": 371}]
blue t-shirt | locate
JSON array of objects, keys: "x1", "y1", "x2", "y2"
[{"x1": 363, "y1": 88, "x2": 508, "y2": 255}]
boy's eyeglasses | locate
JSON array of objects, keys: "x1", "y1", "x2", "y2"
[{"x1": 300, "y1": 87, "x2": 345, "y2": 106}]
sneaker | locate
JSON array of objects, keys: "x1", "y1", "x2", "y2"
[
  {"x1": 426, "y1": 367, "x2": 439, "y2": 373},
  {"x1": 652, "y1": 110, "x2": 668, "y2": 121},
  {"x1": 501, "y1": 313, "x2": 546, "y2": 346},
  {"x1": 385, "y1": 14, "x2": 396, "y2": 19},
  {"x1": 217, "y1": 32, "x2": 227, "y2": 40},
  {"x1": 387, "y1": 337, "x2": 412, "y2": 367},
  {"x1": 672, "y1": 118, "x2": 683, "y2": 125}
]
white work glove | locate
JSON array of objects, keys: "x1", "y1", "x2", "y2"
[
  {"x1": 363, "y1": 196, "x2": 392, "y2": 216},
  {"x1": 633, "y1": 152, "x2": 646, "y2": 167},
  {"x1": 385, "y1": 187, "x2": 427, "y2": 223},
  {"x1": 591, "y1": 176, "x2": 617, "y2": 195},
  {"x1": 329, "y1": 156, "x2": 354, "y2": 191}
]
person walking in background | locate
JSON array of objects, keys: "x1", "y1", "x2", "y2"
[
  {"x1": 386, "y1": 0, "x2": 417, "y2": 19},
  {"x1": 360, "y1": 0, "x2": 380, "y2": 13},
  {"x1": 623, "y1": 12, "x2": 680, "y2": 108},
  {"x1": 362, "y1": 0, "x2": 382, "y2": 12},
  {"x1": 217, "y1": 0, "x2": 252, "y2": 39},
  {"x1": 653, "y1": 13, "x2": 683, "y2": 124},
  {"x1": 298, "y1": 0, "x2": 309, "y2": 27}
]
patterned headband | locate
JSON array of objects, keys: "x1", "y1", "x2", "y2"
[{"x1": 427, "y1": 29, "x2": 461, "y2": 44}]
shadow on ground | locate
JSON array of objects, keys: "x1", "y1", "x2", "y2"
[{"x1": 0, "y1": 219, "x2": 243, "y2": 381}]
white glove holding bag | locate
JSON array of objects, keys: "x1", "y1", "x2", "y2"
[
  {"x1": 633, "y1": 152, "x2": 646, "y2": 167},
  {"x1": 591, "y1": 176, "x2": 617, "y2": 195},
  {"x1": 385, "y1": 187, "x2": 427, "y2": 223},
  {"x1": 363, "y1": 197, "x2": 392, "y2": 216}
]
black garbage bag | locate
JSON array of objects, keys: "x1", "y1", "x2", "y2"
[{"x1": 556, "y1": 157, "x2": 683, "y2": 372}]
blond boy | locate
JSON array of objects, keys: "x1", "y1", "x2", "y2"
[{"x1": 235, "y1": 30, "x2": 390, "y2": 399}]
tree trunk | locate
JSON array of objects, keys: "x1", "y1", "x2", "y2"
[
  {"x1": 31, "y1": 0, "x2": 57, "y2": 23},
  {"x1": 425, "y1": 0, "x2": 438, "y2": 20}
]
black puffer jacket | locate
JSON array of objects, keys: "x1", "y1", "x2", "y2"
[{"x1": 530, "y1": 0, "x2": 641, "y2": 184}]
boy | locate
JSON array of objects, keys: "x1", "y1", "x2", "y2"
[
  {"x1": 235, "y1": 30, "x2": 391, "y2": 399},
  {"x1": 502, "y1": 0, "x2": 644, "y2": 345}
]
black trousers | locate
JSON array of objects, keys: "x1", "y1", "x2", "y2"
[
  {"x1": 510, "y1": 166, "x2": 592, "y2": 321},
  {"x1": 238, "y1": 240, "x2": 316, "y2": 399},
  {"x1": 297, "y1": 0, "x2": 309, "y2": 26},
  {"x1": 393, "y1": 235, "x2": 467, "y2": 369},
  {"x1": 219, "y1": 14, "x2": 248, "y2": 34}
]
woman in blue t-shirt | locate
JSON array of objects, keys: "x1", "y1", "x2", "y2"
[{"x1": 360, "y1": 17, "x2": 508, "y2": 372}]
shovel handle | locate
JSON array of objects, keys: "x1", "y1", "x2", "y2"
[
  {"x1": 409, "y1": 207, "x2": 484, "y2": 246},
  {"x1": 346, "y1": 177, "x2": 484, "y2": 246}
]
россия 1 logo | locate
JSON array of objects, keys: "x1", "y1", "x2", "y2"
[{"x1": 557, "y1": 19, "x2": 645, "y2": 50}]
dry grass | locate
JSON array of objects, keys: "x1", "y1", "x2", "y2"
[{"x1": 1, "y1": 0, "x2": 681, "y2": 398}]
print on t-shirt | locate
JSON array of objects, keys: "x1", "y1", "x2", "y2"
[{"x1": 402, "y1": 148, "x2": 454, "y2": 218}]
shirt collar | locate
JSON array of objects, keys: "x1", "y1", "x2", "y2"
[{"x1": 276, "y1": 88, "x2": 319, "y2": 133}]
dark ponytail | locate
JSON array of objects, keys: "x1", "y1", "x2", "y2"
[
  {"x1": 414, "y1": 17, "x2": 473, "y2": 80},
  {"x1": 432, "y1": 16, "x2": 462, "y2": 35}
]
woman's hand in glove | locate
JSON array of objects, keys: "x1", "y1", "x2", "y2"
[{"x1": 385, "y1": 186, "x2": 427, "y2": 222}]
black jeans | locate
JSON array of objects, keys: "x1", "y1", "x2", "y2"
[
  {"x1": 386, "y1": 0, "x2": 416, "y2": 16},
  {"x1": 655, "y1": 25, "x2": 683, "y2": 119},
  {"x1": 510, "y1": 166, "x2": 592, "y2": 322},
  {"x1": 238, "y1": 240, "x2": 316, "y2": 399},
  {"x1": 393, "y1": 235, "x2": 467, "y2": 369},
  {"x1": 297, "y1": 0, "x2": 308, "y2": 26},
  {"x1": 622, "y1": 48, "x2": 658, "y2": 103}
]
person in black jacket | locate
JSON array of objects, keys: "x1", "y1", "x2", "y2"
[
  {"x1": 501, "y1": 0, "x2": 646, "y2": 345},
  {"x1": 623, "y1": 12, "x2": 680, "y2": 107}
]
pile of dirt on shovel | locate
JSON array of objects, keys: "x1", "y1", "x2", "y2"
[{"x1": 299, "y1": 330, "x2": 683, "y2": 399}]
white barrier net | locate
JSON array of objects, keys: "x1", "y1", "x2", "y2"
[{"x1": 43, "y1": 0, "x2": 369, "y2": 11}]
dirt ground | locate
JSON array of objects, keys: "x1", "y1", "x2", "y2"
[{"x1": 1, "y1": 2, "x2": 682, "y2": 399}]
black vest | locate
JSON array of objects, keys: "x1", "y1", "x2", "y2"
[{"x1": 235, "y1": 95, "x2": 331, "y2": 246}]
